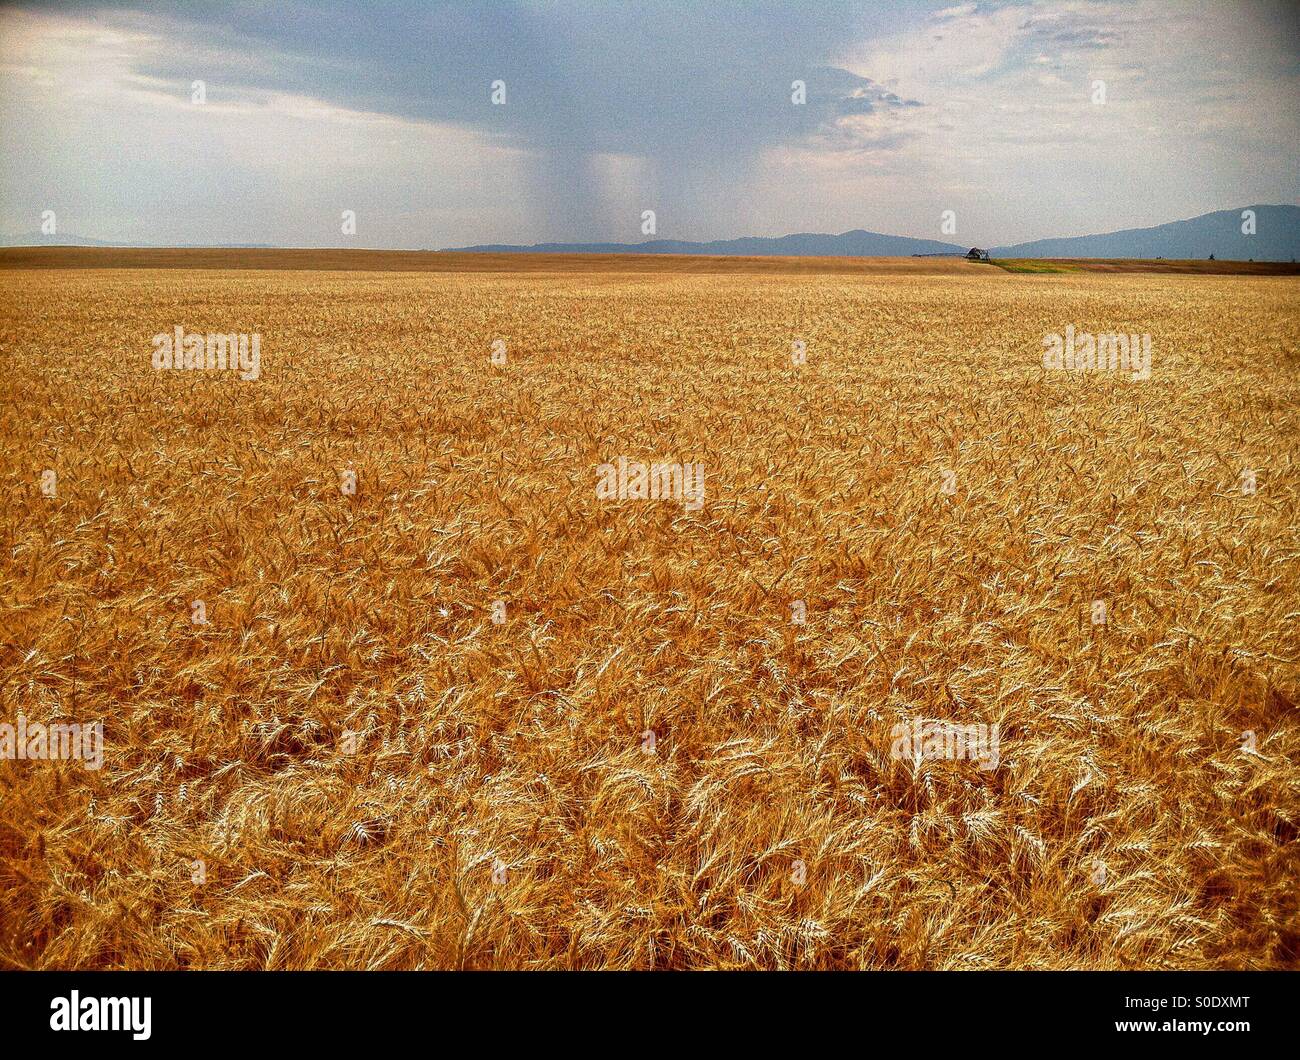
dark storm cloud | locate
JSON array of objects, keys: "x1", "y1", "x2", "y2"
[{"x1": 7, "y1": 0, "x2": 928, "y2": 235}]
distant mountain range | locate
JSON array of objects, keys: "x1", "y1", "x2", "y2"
[
  {"x1": 4, "y1": 205, "x2": 1296, "y2": 260},
  {"x1": 990, "y1": 205, "x2": 1299, "y2": 261},
  {"x1": 446, "y1": 205, "x2": 1300, "y2": 262},
  {"x1": 0, "y1": 232, "x2": 130, "y2": 248},
  {"x1": 445, "y1": 230, "x2": 965, "y2": 258},
  {"x1": 0, "y1": 233, "x2": 277, "y2": 249}
]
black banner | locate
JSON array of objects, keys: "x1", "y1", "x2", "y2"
[{"x1": 0, "y1": 970, "x2": 1289, "y2": 1046}]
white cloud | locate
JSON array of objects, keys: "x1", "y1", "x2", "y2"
[
  {"x1": 0, "y1": 7, "x2": 529, "y2": 246},
  {"x1": 823, "y1": 0, "x2": 1299, "y2": 242}
]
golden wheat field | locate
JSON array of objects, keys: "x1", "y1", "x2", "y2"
[{"x1": 1, "y1": 254, "x2": 1297, "y2": 970}]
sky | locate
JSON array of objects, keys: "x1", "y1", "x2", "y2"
[{"x1": 0, "y1": 0, "x2": 1297, "y2": 248}]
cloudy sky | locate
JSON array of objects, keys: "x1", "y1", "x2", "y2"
[{"x1": 1, "y1": 0, "x2": 1296, "y2": 248}]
